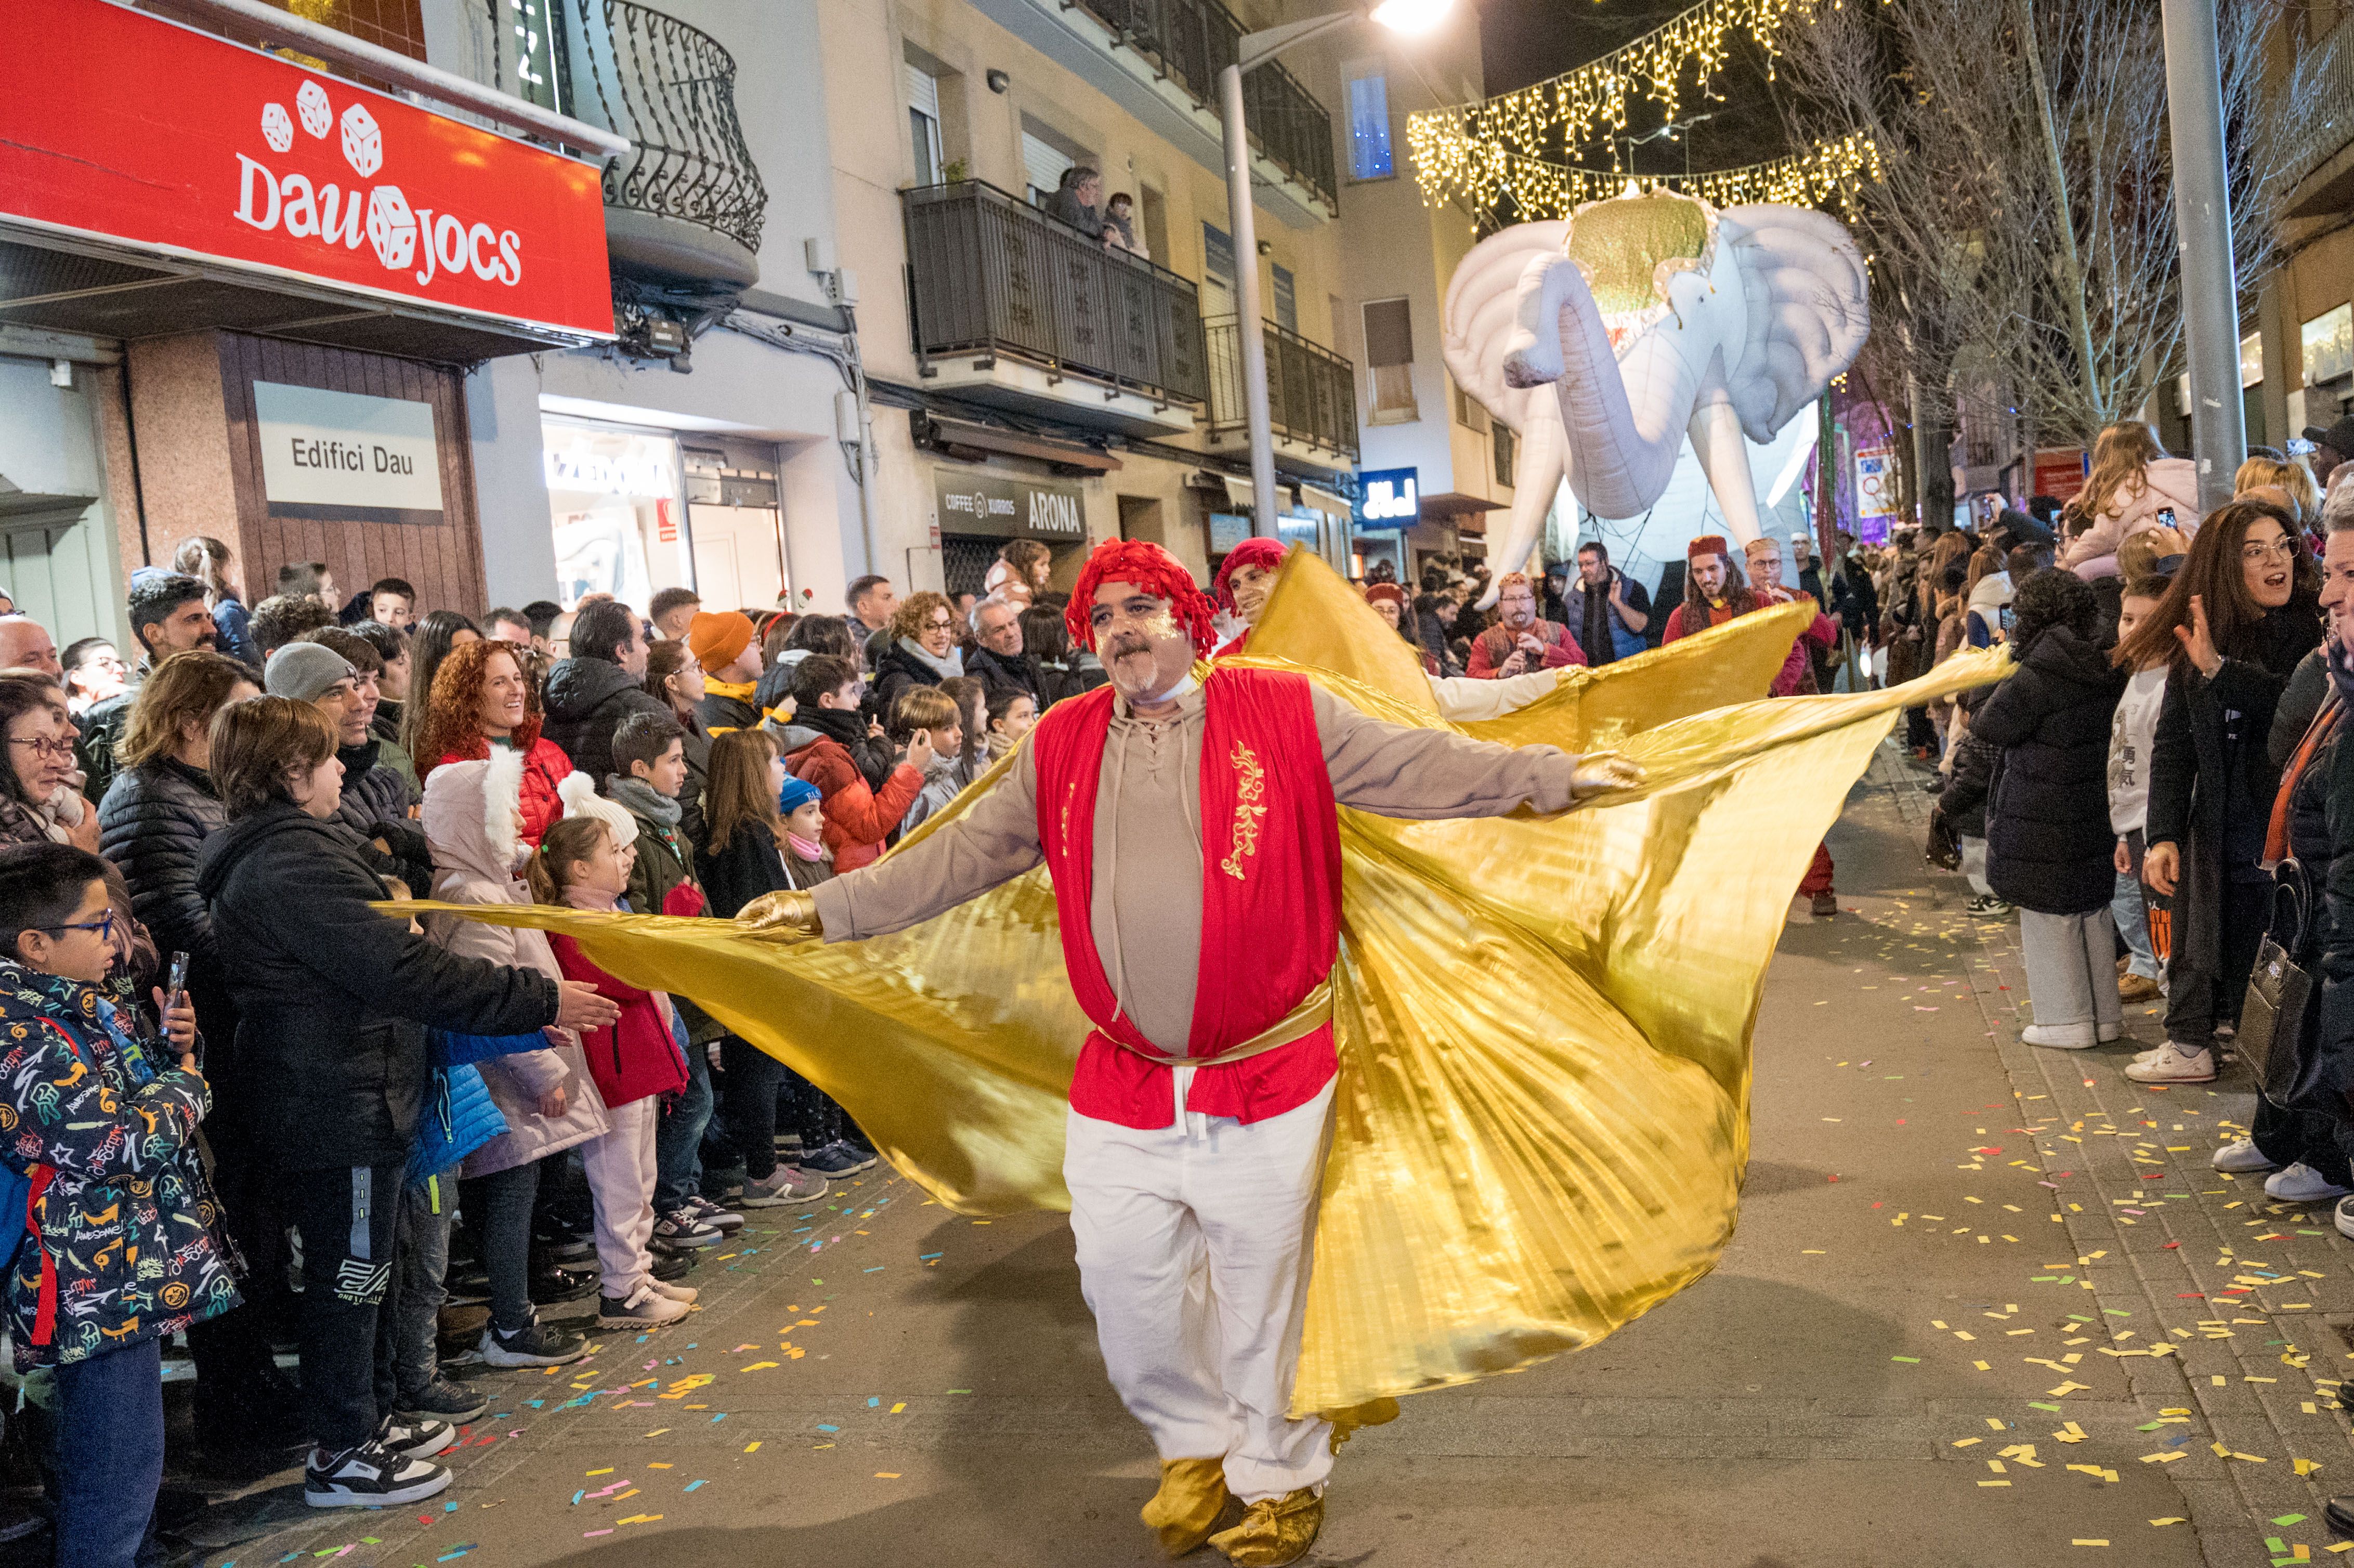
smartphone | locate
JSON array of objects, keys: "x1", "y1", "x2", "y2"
[{"x1": 165, "y1": 949, "x2": 192, "y2": 1065}]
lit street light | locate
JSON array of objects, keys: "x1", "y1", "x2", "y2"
[{"x1": 1219, "y1": 0, "x2": 1456, "y2": 538}]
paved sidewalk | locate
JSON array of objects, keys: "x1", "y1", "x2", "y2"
[{"x1": 160, "y1": 740, "x2": 2354, "y2": 1568}]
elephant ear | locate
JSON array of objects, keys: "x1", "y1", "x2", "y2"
[
  {"x1": 1441, "y1": 220, "x2": 1570, "y2": 434},
  {"x1": 1716, "y1": 205, "x2": 1870, "y2": 443}
]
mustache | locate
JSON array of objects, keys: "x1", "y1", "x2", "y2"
[{"x1": 1104, "y1": 632, "x2": 1155, "y2": 659}]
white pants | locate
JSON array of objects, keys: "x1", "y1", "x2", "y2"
[
  {"x1": 581, "y1": 1094, "x2": 660, "y2": 1300},
  {"x1": 2020, "y1": 907, "x2": 2123, "y2": 1031},
  {"x1": 1064, "y1": 1076, "x2": 1336, "y2": 1505}
]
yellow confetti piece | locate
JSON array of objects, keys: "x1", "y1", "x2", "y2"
[
  {"x1": 744, "y1": 1442, "x2": 761, "y2": 1453},
  {"x1": 2150, "y1": 1518, "x2": 2186, "y2": 1526},
  {"x1": 890, "y1": 1402, "x2": 906, "y2": 1414},
  {"x1": 2072, "y1": 1543, "x2": 2109, "y2": 1549},
  {"x1": 614, "y1": 1514, "x2": 663, "y2": 1525},
  {"x1": 875, "y1": 1472, "x2": 902, "y2": 1479},
  {"x1": 2139, "y1": 1453, "x2": 2184, "y2": 1464},
  {"x1": 740, "y1": 1362, "x2": 779, "y2": 1371},
  {"x1": 586, "y1": 1468, "x2": 614, "y2": 1476},
  {"x1": 1978, "y1": 1480, "x2": 2012, "y2": 1487},
  {"x1": 2298, "y1": 1459, "x2": 2325, "y2": 1476}
]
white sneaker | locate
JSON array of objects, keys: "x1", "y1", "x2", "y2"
[
  {"x1": 597, "y1": 1285, "x2": 689, "y2": 1329},
  {"x1": 2335, "y1": 1195, "x2": 2354, "y2": 1241},
  {"x1": 649, "y1": 1278, "x2": 698, "y2": 1304},
  {"x1": 2266, "y1": 1163, "x2": 2353, "y2": 1203},
  {"x1": 2023, "y1": 1023, "x2": 2097, "y2": 1049},
  {"x1": 2125, "y1": 1043, "x2": 2215, "y2": 1083},
  {"x1": 2211, "y1": 1138, "x2": 2275, "y2": 1173}
]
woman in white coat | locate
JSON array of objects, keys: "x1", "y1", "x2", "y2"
[{"x1": 422, "y1": 747, "x2": 612, "y2": 1368}]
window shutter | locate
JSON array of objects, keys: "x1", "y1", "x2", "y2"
[
  {"x1": 1363, "y1": 297, "x2": 1413, "y2": 367},
  {"x1": 905, "y1": 63, "x2": 940, "y2": 121},
  {"x1": 1023, "y1": 132, "x2": 1074, "y2": 204}
]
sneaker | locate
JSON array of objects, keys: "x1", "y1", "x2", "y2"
[
  {"x1": 800, "y1": 1142, "x2": 877, "y2": 1178},
  {"x1": 687, "y1": 1195, "x2": 743, "y2": 1233},
  {"x1": 651, "y1": 1250, "x2": 698, "y2": 1283},
  {"x1": 2118, "y1": 973, "x2": 2163, "y2": 1002},
  {"x1": 304, "y1": 1439, "x2": 451, "y2": 1508},
  {"x1": 2212, "y1": 1138, "x2": 2277, "y2": 1174},
  {"x1": 2022, "y1": 1023, "x2": 2097, "y2": 1049},
  {"x1": 738, "y1": 1166, "x2": 830, "y2": 1207},
  {"x1": 649, "y1": 1278, "x2": 699, "y2": 1304},
  {"x1": 598, "y1": 1285, "x2": 689, "y2": 1329},
  {"x1": 478, "y1": 1313, "x2": 587, "y2": 1368},
  {"x1": 1965, "y1": 895, "x2": 2015, "y2": 918},
  {"x1": 2335, "y1": 1195, "x2": 2354, "y2": 1242},
  {"x1": 393, "y1": 1377, "x2": 489, "y2": 1425},
  {"x1": 2125, "y1": 1043, "x2": 2216, "y2": 1083},
  {"x1": 2266, "y1": 1163, "x2": 2354, "y2": 1203},
  {"x1": 377, "y1": 1413, "x2": 457, "y2": 1459},
  {"x1": 1810, "y1": 891, "x2": 1838, "y2": 919},
  {"x1": 651, "y1": 1210, "x2": 722, "y2": 1253}
]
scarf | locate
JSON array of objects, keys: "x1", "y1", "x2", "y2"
[
  {"x1": 607, "y1": 775, "x2": 683, "y2": 829},
  {"x1": 896, "y1": 637, "x2": 964, "y2": 680},
  {"x1": 794, "y1": 703, "x2": 869, "y2": 750},
  {"x1": 786, "y1": 830, "x2": 827, "y2": 864},
  {"x1": 704, "y1": 676, "x2": 756, "y2": 703}
]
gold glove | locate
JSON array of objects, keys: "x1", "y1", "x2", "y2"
[
  {"x1": 1570, "y1": 749, "x2": 1646, "y2": 799},
  {"x1": 737, "y1": 890, "x2": 821, "y2": 939}
]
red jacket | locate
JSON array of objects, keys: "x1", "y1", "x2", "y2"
[
  {"x1": 1465, "y1": 619, "x2": 1586, "y2": 678},
  {"x1": 786, "y1": 735, "x2": 923, "y2": 872},
  {"x1": 548, "y1": 934, "x2": 687, "y2": 1108},
  {"x1": 438, "y1": 735, "x2": 573, "y2": 846}
]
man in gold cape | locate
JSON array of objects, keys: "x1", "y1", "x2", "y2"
[{"x1": 411, "y1": 542, "x2": 1996, "y2": 1563}]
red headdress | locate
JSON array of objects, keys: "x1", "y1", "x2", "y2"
[
  {"x1": 1688, "y1": 534, "x2": 1732, "y2": 563},
  {"x1": 1363, "y1": 582, "x2": 1409, "y2": 610},
  {"x1": 1212, "y1": 536, "x2": 1288, "y2": 613},
  {"x1": 1065, "y1": 538, "x2": 1219, "y2": 658}
]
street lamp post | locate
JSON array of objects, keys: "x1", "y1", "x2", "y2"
[
  {"x1": 2159, "y1": 0, "x2": 2244, "y2": 514},
  {"x1": 1218, "y1": 0, "x2": 1454, "y2": 538}
]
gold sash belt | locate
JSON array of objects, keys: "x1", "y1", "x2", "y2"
[{"x1": 1110, "y1": 978, "x2": 1336, "y2": 1069}]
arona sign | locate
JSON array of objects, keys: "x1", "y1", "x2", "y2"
[{"x1": 0, "y1": 0, "x2": 613, "y2": 341}]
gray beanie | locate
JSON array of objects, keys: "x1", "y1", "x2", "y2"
[{"x1": 264, "y1": 642, "x2": 356, "y2": 702}]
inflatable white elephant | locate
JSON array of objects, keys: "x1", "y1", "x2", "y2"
[{"x1": 1441, "y1": 190, "x2": 1868, "y2": 603}]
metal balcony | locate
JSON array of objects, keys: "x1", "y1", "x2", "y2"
[
  {"x1": 904, "y1": 180, "x2": 1208, "y2": 435},
  {"x1": 487, "y1": 0, "x2": 768, "y2": 289},
  {"x1": 1069, "y1": 0, "x2": 1338, "y2": 212},
  {"x1": 2268, "y1": 12, "x2": 2354, "y2": 224},
  {"x1": 1204, "y1": 313, "x2": 1359, "y2": 469}
]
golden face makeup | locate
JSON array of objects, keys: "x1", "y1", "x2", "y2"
[{"x1": 1091, "y1": 584, "x2": 1194, "y2": 702}]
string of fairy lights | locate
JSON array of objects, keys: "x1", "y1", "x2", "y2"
[{"x1": 1403, "y1": 0, "x2": 1885, "y2": 218}]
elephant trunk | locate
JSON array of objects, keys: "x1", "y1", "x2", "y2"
[{"x1": 1502, "y1": 254, "x2": 1703, "y2": 520}]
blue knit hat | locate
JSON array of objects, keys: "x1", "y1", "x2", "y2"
[{"x1": 778, "y1": 775, "x2": 821, "y2": 815}]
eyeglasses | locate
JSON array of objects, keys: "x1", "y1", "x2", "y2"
[
  {"x1": 38, "y1": 909, "x2": 114, "y2": 942},
  {"x1": 2242, "y1": 538, "x2": 2299, "y2": 563},
  {"x1": 7, "y1": 736, "x2": 73, "y2": 760},
  {"x1": 923, "y1": 617, "x2": 954, "y2": 632}
]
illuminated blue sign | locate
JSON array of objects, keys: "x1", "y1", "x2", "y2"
[{"x1": 1355, "y1": 466, "x2": 1419, "y2": 530}]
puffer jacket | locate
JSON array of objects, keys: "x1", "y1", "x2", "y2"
[
  {"x1": 97, "y1": 757, "x2": 226, "y2": 1031},
  {"x1": 2058, "y1": 458, "x2": 2202, "y2": 569},
  {"x1": 899, "y1": 748, "x2": 977, "y2": 836},
  {"x1": 333, "y1": 737, "x2": 426, "y2": 891},
  {"x1": 542, "y1": 657, "x2": 669, "y2": 782},
  {"x1": 697, "y1": 678, "x2": 761, "y2": 737},
  {"x1": 1974, "y1": 623, "x2": 2126, "y2": 914},
  {"x1": 197, "y1": 800, "x2": 560, "y2": 1170},
  {"x1": 419, "y1": 750, "x2": 610, "y2": 1175},
  {"x1": 0, "y1": 962, "x2": 240, "y2": 1370},
  {"x1": 437, "y1": 731, "x2": 571, "y2": 847},
  {"x1": 783, "y1": 715, "x2": 923, "y2": 872},
  {"x1": 408, "y1": 1061, "x2": 504, "y2": 1188}
]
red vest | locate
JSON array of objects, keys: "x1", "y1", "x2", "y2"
[{"x1": 1030, "y1": 665, "x2": 1341, "y2": 1129}]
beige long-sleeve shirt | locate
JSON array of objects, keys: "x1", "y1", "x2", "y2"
[{"x1": 813, "y1": 678, "x2": 1582, "y2": 1054}]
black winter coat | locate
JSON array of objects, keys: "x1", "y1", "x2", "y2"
[
  {"x1": 870, "y1": 641, "x2": 948, "y2": 725},
  {"x1": 196, "y1": 802, "x2": 560, "y2": 1170},
  {"x1": 541, "y1": 657, "x2": 670, "y2": 783},
  {"x1": 98, "y1": 756, "x2": 231, "y2": 1046},
  {"x1": 1973, "y1": 625, "x2": 2125, "y2": 914},
  {"x1": 966, "y1": 645, "x2": 1041, "y2": 705},
  {"x1": 1936, "y1": 732, "x2": 1998, "y2": 839}
]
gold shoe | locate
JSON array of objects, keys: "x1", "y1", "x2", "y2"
[
  {"x1": 1207, "y1": 1486, "x2": 1323, "y2": 1566},
  {"x1": 1142, "y1": 1457, "x2": 1230, "y2": 1557}
]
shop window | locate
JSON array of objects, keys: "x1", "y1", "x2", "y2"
[
  {"x1": 1363, "y1": 297, "x2": 1417, "y2": 425},
  {"x1": 1346, "y1": 70, "x2": 1394, "y2": 180}
]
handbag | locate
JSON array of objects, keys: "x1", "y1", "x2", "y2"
[{"x1": 2239, "y1": 860, "x2": 2320, "y2": 1108}]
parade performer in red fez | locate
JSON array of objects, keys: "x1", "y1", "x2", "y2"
[
  {"x1": 1665, "y1": 535, "x2": 1840, "y2": 914},
  {"x1": 1210, "y1": 535, "x2": 1288, "y2": 658},
  {"x1": 741, "y1": 537, "x2": 1641, "y2": 1564}
]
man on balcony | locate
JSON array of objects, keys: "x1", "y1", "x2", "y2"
[{"x1": 1049, "y1": 166, "x2": 1105, "y2": 240}]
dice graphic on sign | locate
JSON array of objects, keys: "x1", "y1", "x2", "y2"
[
  {"x1": 367, "y1": 185, "x2": 416, "y2": 272},
  {"x1": 339, "y1": 104, "x2": 382, "y2": 178},
  {"x1": 260, "y1": 103, "x2": 293, "y2": 153},
  {"x1": 295, "y1": 80, "x2": 332, "y2": 139}
]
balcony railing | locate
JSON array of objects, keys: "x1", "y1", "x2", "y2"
[
  {"x1": 1204, "y1": 314, "x2": 1360, "y2": 463},
  {"x1": 1066, "y1": 0, "x2": 1338, "y2": 211},
  {"x1": 2267, "y1": 11, "x2": 2354, "y2": 214},
  {"x1": 904, "y1": 180, "x2": 1210, "y2": 408},
  {"x1": 486, "y1": 1, "x2": 767, "y2": 275}
]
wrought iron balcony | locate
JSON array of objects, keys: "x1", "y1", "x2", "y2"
[
  {"x1": 486, "y1": 0, "x2": 767, "y2": 289},
  {"x1": 904, "y1": 180, "x2": 1209, "y2": 412},
  {"x1": 1204, "y1": 313, "x2": 1359, "y2": 466},
  {"x1": 1065, "y1": 0, "x2": 1338, "y2": 212}
]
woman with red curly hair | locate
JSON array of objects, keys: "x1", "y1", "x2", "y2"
[{"x1": 415, "y1": 639, "x2": 573, "y2": 845}]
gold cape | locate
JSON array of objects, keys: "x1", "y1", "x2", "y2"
[{"x1": 395, "y1": 551, "x2": 2002, "y2": 1416}]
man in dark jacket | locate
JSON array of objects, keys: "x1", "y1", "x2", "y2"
[
  {"x1": 78, "y1": 572, "x2": 219, "y2": 800},
  {"x1": 197, "y1": 697, "x2": 617, "y2": 1507},
  {"x1": 541, "y1": 599, "x2": 670, "y2": 783},
  {"x1": 966, "y1": 597, "x2": 1041, "y2": 706},
  {"x1": 264, "y1": 641, "x2": 428, "y2": 892}
]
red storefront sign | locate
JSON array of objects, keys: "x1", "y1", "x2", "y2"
[
  {"x1": 2033, "y1": 447, "x2": 2089, "y2": 503},
  {"x1": 0, "y1": 0, "x2": 613, "y2": 342}
]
